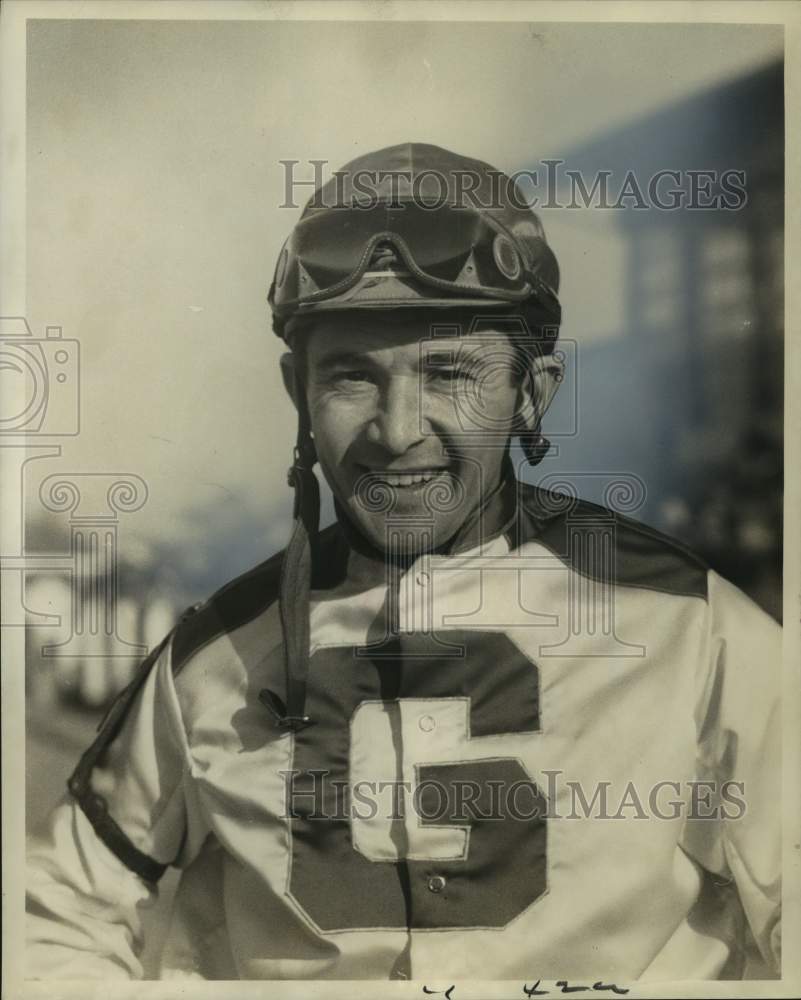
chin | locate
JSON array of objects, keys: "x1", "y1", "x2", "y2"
[{"x1": 353, "y1": 508, "x2": 458, "y2": 558}]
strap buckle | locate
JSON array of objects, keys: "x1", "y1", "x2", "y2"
[{"x1": 259, "y1": 688, "x2": 314, "y2": 732}]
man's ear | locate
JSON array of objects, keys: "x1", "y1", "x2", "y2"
[
  {"x1": 514, "y1": 352, "x2": 565, "y2": 435},
  {"x1": 280, "y1": 352, "x2": 299, "y2": 411}
]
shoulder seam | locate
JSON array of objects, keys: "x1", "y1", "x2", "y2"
[
  {"x1": 523, "y1": 484, "x2": 709, "y2": 571},
  {"x1": 611, "y1": 509, "x2": 710, "y2": 572},
  {"x1": 515, "y1": 484, "x2": 709, "y2": 600},
  {"x1": 522, "y1": 533, "x2": 710, "y2": 603}
]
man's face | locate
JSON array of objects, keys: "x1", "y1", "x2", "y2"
[{"x1": 295, "y1": 313, "x2": 527, "y2": 555}]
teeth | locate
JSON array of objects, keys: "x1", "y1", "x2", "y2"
[{"x1": 372, "y1": 471, "x2": 445, "y2": 487}]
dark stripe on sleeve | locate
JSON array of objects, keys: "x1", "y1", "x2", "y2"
[
  {"x1": 67, "y1": 635, "x2": 172, "y2": 883},
  {"x1": 170, "y1": 524, "x2": 345, "y2": 676},
  {"x1": 515, "y1": 483, "x2": 709, "y2": 600}
]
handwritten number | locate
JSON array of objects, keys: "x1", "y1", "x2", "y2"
[
  {"x1": 523, "y1": 983, "x2": 629, "y2": 997},
  {"x1": 524, "y1": 983, "x2": 549, "y2": 997}
]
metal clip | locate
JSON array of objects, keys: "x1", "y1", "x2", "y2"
[{"x1": 259, "y1": 688, "x2": 314, "y2": 732}]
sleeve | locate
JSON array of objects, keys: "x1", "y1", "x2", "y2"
[
  {"x1": 683, "y1": 569, "x2": 782, "y2": 973},
  {"x1": 26, "y1": 627, "x2": 195, "y2": 980}
]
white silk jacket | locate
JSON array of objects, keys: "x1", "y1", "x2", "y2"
[{"x1": 26, "y1": 476, "x2": 782, "y2": 982}]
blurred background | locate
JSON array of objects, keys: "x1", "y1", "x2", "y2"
[{"x1": 13, "y1": 20, "x2": 783, "y2": 846}]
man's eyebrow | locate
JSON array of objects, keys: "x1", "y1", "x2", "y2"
[
  {"x1": 426, "y1": 350, "x2": 457, "y2": 366},
  {"x1": 311, "y1": 350, "x2": 374, "y2": 372},
  {"x1": 425, "y1": 347, "x2": 483, "y2": 368}
]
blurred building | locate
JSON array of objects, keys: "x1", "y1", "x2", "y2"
[{"x1": 533, "y1": 61, "x2": 783, "y2": 618}]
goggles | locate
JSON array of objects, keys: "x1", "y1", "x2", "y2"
[{"x1": 269, "y1": 200, "x2": 561, "y2": 335}]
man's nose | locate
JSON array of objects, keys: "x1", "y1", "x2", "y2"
[{"x1": 366, "y1": 376, "x2": 427, "y2": 455}]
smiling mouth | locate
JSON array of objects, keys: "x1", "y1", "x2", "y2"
[{"x1": 358, "y1": 467, "x2": 450, "y2": 488}]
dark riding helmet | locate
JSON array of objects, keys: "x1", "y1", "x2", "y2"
[{"x1": 269, "y1": 142, "x2": 561, "y2": 344}]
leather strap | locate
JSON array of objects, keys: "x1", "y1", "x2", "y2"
[
  {"x1": 270, "y1": 369, "x2": 320, "y2": 731},
  {"x1": 66, "y1": 633, "x2": 173, "y2": 883},
  {"x1": 66, "y1": 602, "x2": 204, "y2": 882}
]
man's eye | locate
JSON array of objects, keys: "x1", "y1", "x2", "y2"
[
  {"x1": 429, "y1": 367, "x2": 475, "y2": 383},
  {"x1": 337, "y1": 370, "x2": 372, "y2": 384}
]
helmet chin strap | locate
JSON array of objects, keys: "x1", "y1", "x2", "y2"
[
  {"x1": 259, "y1": 369, "x2": 319, "y2": 732},
  {"x1": 520, "y1": 424, "x2": 551, "y2": 466}
]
